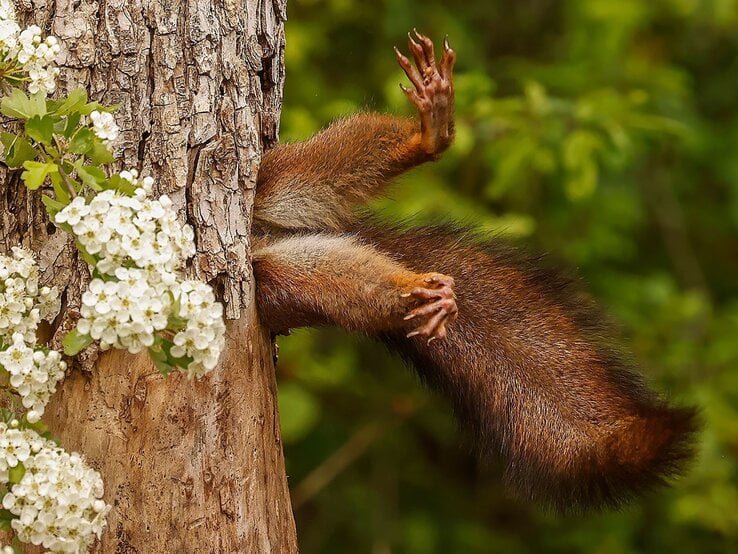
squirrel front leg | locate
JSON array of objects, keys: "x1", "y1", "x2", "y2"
[
  {"x1": 252, "y1": 233, "x2": 457, "y2": 341},
  {"x1": 254, "y1": 31, "x2": 456, "y2": 232}
]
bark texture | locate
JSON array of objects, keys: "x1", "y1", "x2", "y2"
[{"x1": 1, "y1": 0, "x2": 296, "y2": 551}]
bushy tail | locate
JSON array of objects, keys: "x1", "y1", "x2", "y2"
[{"x1": 359, "y1": 222, "x2": 698, "y2": 511}]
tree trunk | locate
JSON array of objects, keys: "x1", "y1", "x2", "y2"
[{"x1": 0, "y1": 0, "x2": 297, "y2": 552}]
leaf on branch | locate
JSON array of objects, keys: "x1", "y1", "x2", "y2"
[
  {"x1": 1, "y1": 88, "x2": 46, "y2": 120},
  {"x1": 0, "y1": 509, "x2": 14, "y2": 529},
  {"x1": 107, "y1": 173, "x2": 138, "y2": 195},
  {"x1": 47, "y1": 87, "x2": 88, "y2": 116},
  {"x1": 49, "y1": 172, "x2": 71, "y2": 204},
  {"x1": 42, "y1": 194, "x2": 66, "y2": 218},
  {"x1": 8, "y1": 462, "x2": 25, "y2": 484},
  {"x1": 60, "y1": 112, "x2": 81, "y2": 139},
  {"x1": 63, "y1": 328, "x2": 94, "y2": 356},
  {"x1": 77, "y1": 164, "x2": 106, "y2": 191},
  {"x1": 21, "y1": 160, "x2": 58, "y2": 190},
  {"x1": 26, "y1": 114, "x2": 55, "y2": 146},
  {"x1": 79, "y1": 102, "x2": 118, "y2": 116},
  {"x1": 0, "y1": 132, "x2": 39, "y2": 168},
  {"x1": 87, "y1": 140, "x2": 115, "y2": 164},
  {"x1": 69, "y1": 127, "x2": 94, "y2": 154},
  {"x1": 75, "y1": 241, "x2": 98, "y2": 267},
  {"x1": 149, "y1": 338, "x2": 174, "y2": 377}
]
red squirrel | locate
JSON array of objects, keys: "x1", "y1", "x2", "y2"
[{"x1": 251, "y1": 31, "x2": 697, "y2": 511}]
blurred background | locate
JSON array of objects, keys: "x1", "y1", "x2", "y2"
[{"x1": 274, "y1": 0, "x2": 738, "y2": 552}]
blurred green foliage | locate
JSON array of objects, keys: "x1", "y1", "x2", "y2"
[{"x1": 275, "y1": 0, "x2": 738, "y2": 551}]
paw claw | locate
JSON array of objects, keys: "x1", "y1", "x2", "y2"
[
  {"x1": 395, "y1": 30, "x2": 455, "y2": 157},
  {"x1": 403, "y1": 273, "x2": 457, "y2": 342}
]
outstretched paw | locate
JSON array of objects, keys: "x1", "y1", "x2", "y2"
[
  {"x1": 394, "y1": 30, "x2": 456, "y2": 158},
  {"x1": 402, "y1": 273, "x2": 457, "y2": 343}
]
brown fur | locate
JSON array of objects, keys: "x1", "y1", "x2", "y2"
[
  {"x1": 252, "y1": 233, "x2": 434, "y2": 334},
  {"x1": 254, "y1": 114, "x2": 425, "y2": 232},
  {"x1": 249, "y1": 33, "x2": 697, "y2": 511},
  {"x1": 358, "y1": 222, "x2": 697, "y2": 510}
]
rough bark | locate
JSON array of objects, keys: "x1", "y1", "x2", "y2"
[{"x1": 1, "y1": 0, "x2": 296, "y2": 551}]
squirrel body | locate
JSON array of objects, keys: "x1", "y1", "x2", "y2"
[{"x1": 251, "y1": 32, "x2": 697, "y2": 511}]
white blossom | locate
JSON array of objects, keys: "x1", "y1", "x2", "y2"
[
  {"x1": 13, "y1": 25, "x2": 60, "y2": 94},
  {"x1": 0, "y1": 334, "x2": 67, "y2": 422},
  {"x1": 0, "y1": 423, "x2": 110, "y2": 553},
  {"x1": 0, "y1": 247, "x2": 60, "y2": 344},
  {"x1": 0, "y1": 17, "x2": 19, "y2": 58},
  {"x1": 89, "y1": 110, "x2": 118, "y2": 144},
  {"x1": 54, "y1": 179, "x2": 224, "y2": 377},
  {"x1": 77, "y1": 275, "x2": 171, "y2": 353},
  {"x1": 55, "y1": 184, "x2": 196, "y2": 279},
  {"x1": 0, "y1": 7, "x2": 61, "y2": 94},
  {"x1": 0, "y1": 250, "x2": 65, "y2": 421},
  {"x1": 0, "y1": 0, "x2": 16, "y2": 21},
  {"x1": 170, "y1": 280, "x2": 226, "y2": 378}
]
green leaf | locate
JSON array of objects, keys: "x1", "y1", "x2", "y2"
[
  {"x1": 49, "y1": 172, "x2": 71, "y2": 204},
  {"x1": 0, "y1": 409, "x2": 17, "y2": 424},
  {"x1": 25, "y1": 114, "x2": 55, "y2": 145},
  {"x1": 21, "y1": 160, "x2": 58, "y2": 190},
  {"x1": 63, "y1": 112, "x2": 81, "y2": 138},
  {"x1": 1, "y1": 132, "x2": 39, "y2": 168},
  {"x1": 161, "y1": 339, "x2": 193, "y2": 371},
  {"x1": 47, "y1": 87, "x2": 88, "y2": 116},
  {"x1": 62, "y1": 328, "x2": 94, "y2": 355},
  {"x1": 0, "y1": 131, "x2": 16, "y2": 149},
  {"x1": 41, "y1": 194, "x2": 66, "y2": 218},
  {"x1": 149, "y1": 338, "x2": 174, "y2": 377},
  {"x1": 0, "y1": 508, "x2": 14, "y2": 529},
  {"x1": 87, "y1": 140, "x2": 115, "y2": 164},
  {"x1": 75, "y1": 241, "x2": 98, "y2": 267},
  {"x1": 1, "y1": 88, "x2": 39, "y2": 120},
  {"x1": 41, "y1": 193, "x2": 66, "y2": 211},
  {"x1": 77, "y1": 164, "x2": 106, "y2": 191},
  {"x1": 69, "y1": 127, "x2": 94, "y2": 154},
  {"x1": 79, "y1": 102, "x2": 117, "y2": 116},
  {"x1": 165, "y1": 291, "x2": 187, "y2": 330},
  {"x1": 23, "y1": 417, "x2": 49, "y2": 435},
  {"x1": 106, "y1": 173, "x2": 137, "y2": 195},
  {"x1": 8, "y1": 462, "x2": 25, "y2": 484}
]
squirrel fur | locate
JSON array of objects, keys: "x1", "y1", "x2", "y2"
[{"x1": 250, "y1": 31, "x2": 697, "y2": 511}]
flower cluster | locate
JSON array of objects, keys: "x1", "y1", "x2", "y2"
[
  {"x1": 0, "y1": 421, "x2": 110, "y2": 553},
  {"x1": 0, "y1": 333, "x2": 67, "y2": 423},
  {"x1": 89, "y1": 110, "x2": 119, "y2": 144},
  {"x1": 77, "y1": 271, "x2": 168, "y2": 354},
  {"x1": 170, "y1": 280, "x2": 225, "y2": 378},
  {"x1": 55, "y1": 171, "x2": 225, "y2": 378},
  {"x1": 56, "y1": 172, "x2": 195, "y2": 279},
  {"x1": 0, "y1": 0, "x2": 60, "y2": 94},
  {"x1": 0, "y1": 247, "x2": 59, "y2": 343},
  {"x1": 0, "y1": 248, "x2": 65, "y2": 423}
]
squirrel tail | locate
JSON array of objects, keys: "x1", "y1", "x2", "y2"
[{"x1": 358, "y1": 222, "x2": 698, "y2": 511}]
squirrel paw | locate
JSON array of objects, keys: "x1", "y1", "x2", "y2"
[
  {"x1": 394, "y1": 30, "x2": 456, "y2": 157},
  {"x1": 402, "y1": 273, "x2": 458, "y2": 343}
]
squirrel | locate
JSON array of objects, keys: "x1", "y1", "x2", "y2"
[{"x1": 250, "y1": 30, "x2": 698, "y2": 512}]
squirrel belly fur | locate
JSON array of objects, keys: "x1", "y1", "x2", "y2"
[{"x1": 251, "y1": 31, "x2": 698, "y2": 511}]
